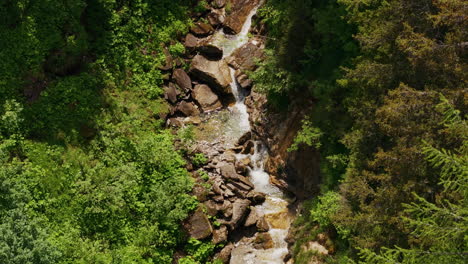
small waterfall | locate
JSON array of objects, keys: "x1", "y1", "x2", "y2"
[{"x1": 214, "y1": 5, "x2": 293, "y2": 263}]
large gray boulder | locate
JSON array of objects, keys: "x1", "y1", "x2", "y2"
[
  {"x1": 190, "y1": 55, "x2": 233, "y2": 96},
  {"x1": 192, "y1": 84, "x2": 222, "y2": 111}
]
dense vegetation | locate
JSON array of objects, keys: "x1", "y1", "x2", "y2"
[
  {"x1": 254, "y1": 0, "x2": 467, "y2": 263},
  {"x1": 0, "y1": 1, "x2": 216, "y2": 263}
]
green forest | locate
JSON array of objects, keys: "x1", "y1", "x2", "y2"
[{"x1": 0, "y1": 0, "x2": 466, "y2": 263}]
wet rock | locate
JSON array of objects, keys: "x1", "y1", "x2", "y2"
[
  {"x1": 242, "y1": 140, "x2": 254, "y2": 154},
  {"x1": 189, "y1": 55, "x2": 233, "y2": 96},
  {"x1": 212, "y1": 225, "x2": 228, "y2": 244},
  {"x1": 237, "y1": 131, "x2": 251, "y2": 146},
  {"x1": 235, "y1": 157, "x2": 250, "y2": 175},
  {"x1": 172, "y1": 68, "x2": 192, "y2": 92},
  {"x1": 176, "y1": 101, "x2": 200, "y2": 116},
  {"x1": 192, "y1": 84, "x2": 222, "y2": 111},
  {"x1": 253, "y1": 232, "x2": 274, "y2": 250},
  {"x1": 220, "y1": 151, "x2": 237, "y2": 163},
  {"x1": 163, "y1": 83, "x2": 179, "y2": 104},
  {"x1": 235, "y1": 175, "x2": 254, "y2": 189},
  {"x1": 236, "y1": 72, "x2": 253, "y2": 89},
  {"x1": 190, "y1": 22, "x2": 215, "y2": 37},
  {"x1": 230, "y1": 199, "x2": 251, "y2": 227},
  {"x1": 247, "y1": 191, "x2": 266, "y2": 205},
  {"x1": 265, "y1": 211, "x2": 290, "y2": 229},
  {"x1": 184, "y1": 207, "x2": 213, "y2": 240},
  {"x1": 215, "y1": 243, "x2": 234, "y2": 264},
  {"x1": 224, "y1": 0, "x2": 260, "y2": 34},
  {"x1": 256, "y1": 216, "x2": 269, "y2": 232},
  {"x1": 227, "y1": 42, "x2": 264, "y2": 71}
]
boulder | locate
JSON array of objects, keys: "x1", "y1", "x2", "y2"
[
  {"x1": 247, "y1": 191, "x2": 266, "y2": 205},
  {"x1": 203, "y1": 200, "x2": 219, "y2": 216},
  {"x1": 198, "y1": 42, "x2": 223, "y2": 60},
  {"x1": 172, "y1": 68, "x2": 192, "y2": 92},
  {"x1": 207, "y1": 11, "x2": 225, "y2": 27},
  {"x1": 223, "y1": 0, "x2": 260, "y2": 35},
  {"x1": 227, "y1": 42, "x2": 264, "y2": 71},
  {"x1": 212, "y1": 225, "x2": 228, "y2": 244},
  {"x1": 190, "y1": 22, "x2": 215, "y2": 37},
  {"x1": 184, "y1": 207, "x2": 213, "y2": 239},
  {"x1": 192, "y1": 84, "x2": 222, "y2": 111},
  {"x1": 237, "y1": 131, "x2": 251, "y2": 146},
  {"x1": 219, "y1": 163, "x2": 240, "y2": 180},
  {"x1": 176, "y1": 101, "x2": 200, "y2": 116},
  {"x1": 185, "y1": 33, "x2": 200, "y2": 49},
  {"x1": 214, "y1": 243, "x2": 234, "y2": 264},
  {"x1": 230, "y1": 199, "x2": 251, "y2": 227},
  {"x1": 256, "y1": 217, "x2": 269, "y2": 231},
  {"x1": 242, "y1": 140, "x2": 255, "y2": 154},
  {"x1": 189, "y1": 55, "x2": 233, "y2": 96},
  {"x1": 244, "y1": 207, "x2": 259, "y2": 227},
  {"x1": 163, "y1": 83, "x2": 179, "y2": 104},
  {"x1": 253, "y1": 232, "x2": 274, "y2": 250}
]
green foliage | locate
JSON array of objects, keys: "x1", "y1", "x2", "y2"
[
  {"x1": 0, "y1": 0, "x2": 200, "y2": 262},
  {"x1": 289, "y1": 119, "x2": 323, "y2": 151},
  {"x1": 179, "y1": 238, "x2": 217, "y2": 264},
  {"x1": 192, "y1": 153, "x2": 208, "y2": 167}
]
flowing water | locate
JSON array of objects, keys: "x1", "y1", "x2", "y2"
[{"x1": 194, "y1": 4, "x2": 294, "y2": 263}]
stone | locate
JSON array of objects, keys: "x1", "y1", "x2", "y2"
[
  {"x1": 163, "y1": 83, "x2": 178, "y2": 104},
  {"x1": 237, "y1": 131, "x2": 251, "y2": 146},
  {"x1": 172, "y1": 68, "x2": 192, "y2": 92},
  {"x1": 185, "y1": 33, "x2": 199, "y2": 49},
  {"x1": 265, "y1": 211, "x2": 290, "y2": 229},
  {"x1": 230, "y1": 199, "x2": 251, "y2": 227},
  {"x1": 242, "y1": 140, "x2": 254, "y2": 154},
  {"x1": 190, "y1": 22, "x2": 214, "y2": 37},
  {"x1": 190, "y1": 55, "x2": 233, "y2": 96},
  {"x1": 219, "y1": 163, "x2": 240, "y2": 180},
  {"x1": 184, "y1": 207, "x2": 213, "y2": 240},
  {"x1": 253, "y1": 232, "x2": 274, "y2": 250},
  {"x1": 176, "y1": 101, "x2": 200, "y2": 116},
  {"x1": 204, "y1": 200, "x2": 219, "y2": 216},
  {"x1": 244, "y1": 207, "x2": 259, "y2": 227},
  {"x1": 192, "y1": 84, "x2": 222, "y2": 111},
  {"x1": 212, "y1": 225, "x2": 228, "y2": 244},
  {"x1": 223, "y1": 0, "x2": 260, "y2": 34},
  {"x1": 207, "y1": 11, "x2": 225, "y2": 27},
  {"x1": 198, "y1": 43, "x2": 223, "y2": 60},
  {"x1": 227, "y1": 42, "x2": 264, "y2": 71},
  {"x1": 214, "y1": 243, "x2": 234, "y2": 264},
  {"x1": 247, "y1": 191, "x2": 266, "y2": 205},
  {"x1": 236, "y1": 73, "x2": 253, "y2": 89},
  {"x1": 256, "y1": 217, "x2": 269, "y2": 231}
]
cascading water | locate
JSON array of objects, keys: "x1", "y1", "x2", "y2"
[
  {"x1": 210, "y1": 5, "x2": 294, "y2": 264},
  {"x1": 192, "y1": 2, "x2": 293, "y2": 263}
]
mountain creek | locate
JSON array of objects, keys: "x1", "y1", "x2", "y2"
[{"x1": 160, "y1": 1, "x2": 314, "y2": 263}]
